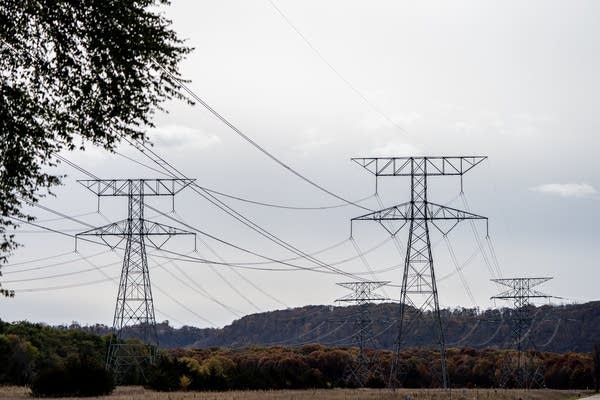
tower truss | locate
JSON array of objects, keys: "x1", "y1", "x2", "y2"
[
  {"x1": 77, "y1": 179, "x2": 195, "y2": 381},
  {"x1": 351, "y1": 156, "x2": 488, "y2": 388},
  {"x1": 491, "y1": 277, "x2": 553, "y2": 389}
]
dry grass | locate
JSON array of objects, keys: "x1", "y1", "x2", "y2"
[{"x1": 0, "y1": 386, "x2": 594, "y2": 400}]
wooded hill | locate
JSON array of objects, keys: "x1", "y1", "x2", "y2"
[{"x1": 73, "y1": 301, "x2": 600, "y2": 353}]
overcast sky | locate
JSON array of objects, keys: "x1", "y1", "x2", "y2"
[{"x1": 2, "y1": 0, "x2": 599, "y2": 329}]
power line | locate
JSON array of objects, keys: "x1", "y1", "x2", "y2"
[
  {"x1": 47, "y1": 160, "x2": 339, "y2": 274},
  {"x1": 3, "y1": 250, "x2": 80, "y2": 269},
  {"x1": 14, "y1": 189, "x2": 405, "y2": 334},
  {"x1": 3, "y1": 259, "x2": 119, "y2": 283},
  {"x1": 18, "y1": 197, "x2": 95, "y2": 229},
  {"x1": 153, "y1": 284, "x2": 217, "y2": 328},
  {"x1": 150, "y1": 257, "x2": 243, "y2": 318},
  {"x1": 59, "y1": 153, "x2": 383, "y2": 281},
  {"x1": 58, "y1": 154, "x2": 391, "y2": 276},
  {"x1": 36, "y1": 211, "x2": 98, "y2": 223},
  {"x1": 3, "y1": 38, "x2": 372, "y2": 315},
  {"x1": 116, "y1": 147, "x2": 378, "y2": 210},
  {"x1": 143, "y1": 202, "x2": 369, "y2": 279},
  {"x1": 196, "y1": 235, "x2": 289, "y2": 309},
  {"x1": 460, "y1": 193, "x2": 503, "y2": 279},
  {"x1": 149, "y1": 60, "x2": 373, "y2": 212},
  {"x1": 266, "y1": 0, "x2": 409, "y2": 136},
  {"x1": 202, "y1": 186, "x2": 376, "y2": 211},
  {"x1": 438, "y1": 246, "x2": 481, "y2": 282},
  {"x1": 12, "y1": 246, "x2": 221, "y2": 329},
  {"x1": 15, "y1": 277, "x2": 116, "y2": 293},
  {"x1": 2, "y1": 40, "x2": 382, "y2": 308},
  {"x1": 194, "y1": 246, "x2": 262, "y2": 312},
  {"x1": 9, "y1": 211, "x2": 391, "y2": 279},
  {"x1": 125, "y1": 139, "x2": 374, "y2": 281},
  {"x1": 55, "y1": 154, "x2": 100, "y2": 180},
  {"x1": 113, "y1": 138, "x2": 374, "y2": 280},
  {"x1": 443, "y1": 235, "x2": 477, "y2": 307}
]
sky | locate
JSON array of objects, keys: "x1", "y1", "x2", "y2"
[{"x1": 2, "y1": 0, "x2": 599, "y2": 329}]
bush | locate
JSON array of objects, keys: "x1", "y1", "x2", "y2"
[
  {"x1": 31, "y1": 356, "x2": 114, "y2": 397},
  {"x1": 145, "y1": 355, "x2": 186, "y2": 391}
]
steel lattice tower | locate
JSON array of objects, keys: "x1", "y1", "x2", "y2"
[
  {"x1": 77, "y1": 179, "x2": 195, "y2": 380},
  {"x1": 335, "y1": 281, "x2": 389, "y2": 387},
  {"x1": 491, "y1": 277, "x2": 553, "y2": 389},
  {"x1": 351, "y1": 156, "x2": 488, "y2": 388}
]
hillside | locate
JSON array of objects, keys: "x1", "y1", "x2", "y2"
[{"x1": 69, "y1": 301, "x2": 600, "y2": 353}]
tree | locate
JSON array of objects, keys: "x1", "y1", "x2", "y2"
[
  {"x1": 0, "y1": 0, "x2": 191, "y2": 294},
  {"x1": 594, "y1": 342, "x2": 600, "y2": 392}
]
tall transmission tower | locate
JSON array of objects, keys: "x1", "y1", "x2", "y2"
[
  {"x1": 76, "y1": 179, "x2": 195, "y2": 380},
  {"x1": 350, "y1": 156, "x2": 488, "y2": 388},
  {"x1": 335, "y1": 281, "x2": 389, "y2": 387},
  {"x1": 491, "y1": 277, "x2": 553, "y2": 389}
]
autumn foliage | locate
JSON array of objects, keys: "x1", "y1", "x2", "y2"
[
  {"x1": 0, "y1": 320, "x2": 595, "y2": 393},
  {"x1": 145, "y1": 345, "x2": 595, "y2": 391}
]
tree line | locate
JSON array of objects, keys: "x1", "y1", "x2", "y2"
[
  {"x1": 148, "y1": 345, "x2": 595, "y2": 391},
  {"x1": 0, "y1": 319, "x2": 598, "y2": 396}
]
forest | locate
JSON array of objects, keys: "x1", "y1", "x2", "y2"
[{"x1": 0, "y1": 319, "x2": 598, "y2": 396}]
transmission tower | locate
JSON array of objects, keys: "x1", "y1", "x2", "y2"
[
  {"x1": 351, "y1": 156, "x2": 488, "y2": 388},
  {"x1": 76, "y1": 179, "x2": 195, "y2": 381},
  {"x1": 491, "y1": 277, "x2": 553, "y2": 389},
  {"x1": 335, "y1": 281, "x2": 389, "y2": 387}
]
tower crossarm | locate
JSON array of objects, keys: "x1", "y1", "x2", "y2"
[
  {"x1": 76, "y1": 219, "x2": 130, "y2": 237},
  {"x1": 336, "y1": 281, "x2": 391, "y2": 303},
  {"x1": 76, "y1": 219, "x2": 196, "y2": 250},
  {"x1": 351, "y1": 156, "x2": 487, "y2": 176},
  {"x1": 351, "y1": 201, "x2": 487, "y2": 236},
  {"x1": 78, "y1": 179, "x2": 195, "y2": 196},
  {"x1": 77, "y1": 219, "x2": 195, "y2": 237},
  {"x1": 352, "y1": 202, "x2": 412, "y2": 221},
  {"x1": 490, "y1": 277, "x2": 554, "y2": 306},
  {"x1": 491, "y1": 277, "x2": 552, "y2": 289},
  {"x1": 491, "y1": 290, "x2": 553, "y2": 300},
  {"x1": 335, "y1": 295, "x2": 390, "y2": 303},
  {"x1": 426, "y1": 202, "x2": 487, "y2": 221}
]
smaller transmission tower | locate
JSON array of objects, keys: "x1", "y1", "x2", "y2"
[
  {"x1": 491, "y1": 277, "x2": 553, "y2": 389},
  {"x1": 77, "y1": 179, "x2": 195, "y2": 381},
  {"x1": 335, "y1": 281, "x2": 389, "y2": 387}
]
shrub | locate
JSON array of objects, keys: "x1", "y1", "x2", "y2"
[
  {"x1": 30, "y1": 356, "x2": 114, "y2": 397},
  {"x1": 145, "y1": 355, "x2": 186, "y2": 391}
]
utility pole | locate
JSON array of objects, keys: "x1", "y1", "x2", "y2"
[
  {"x1": 335, "y1": 281, "x2": 389, "y2": 387},
  {"x1": 491, "y1": 277, "x2": 553, "y2": 389},
  {"x1": 351, "y1": 156, "x2": 488, "y2": 388},
  {"x1": 77, "y1": 179, "x2": 195, "y2": 381}
]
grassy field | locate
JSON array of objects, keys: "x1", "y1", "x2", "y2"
[{"x1": 0, "y1": 386, "x2": 595, "y2": 400}]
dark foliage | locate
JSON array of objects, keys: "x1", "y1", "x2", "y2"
[
  {"x1": 0, "y1": 320, "x2": 110, "y2": 386},
  {"x1": 0, "y1": 319, "x2": 595, "y2": 391},
  {"x1": 594, "y1": 342, "x2": 600, "y2": 392},
  {"x1": 145, "y1": 355, "x2": 189, "y2": 392},
  {"x1": 31, "y1": 355, "x2": 114, "y2": 397},
  {"x1": 150, "y1": 346, "x2": 593, "y2": 391},
  {"x1": 0, "y1": 0, "x2": 191, "y2": 287}
]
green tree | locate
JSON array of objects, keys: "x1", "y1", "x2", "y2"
[{"x1": 0, "y1": 0, "x2": 191, "y2": 294}]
